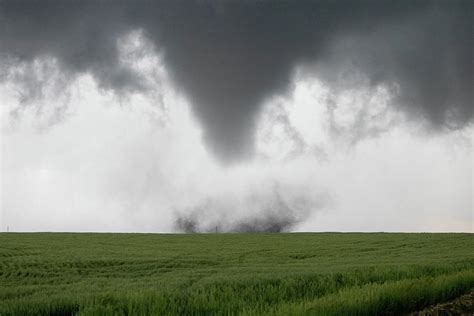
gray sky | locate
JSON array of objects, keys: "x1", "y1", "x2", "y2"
[{"x1": 0, "y1": 1, "x2": 472, "y2": 232}]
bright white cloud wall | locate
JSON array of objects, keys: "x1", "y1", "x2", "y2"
[{"x1": 1, "y1": 32, "x2": 472, "y2": 233}]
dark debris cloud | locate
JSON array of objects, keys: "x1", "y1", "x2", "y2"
[
  {"x1": 173, "y1": 186, "x2": 321, "y2": 233},
  {"x1": 0, "y1": 0, "x2": 472, "y2": 163}
]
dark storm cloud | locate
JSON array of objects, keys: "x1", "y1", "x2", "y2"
[{"x1": 1, "y1": 0, "x2": 472, "y2": 162}]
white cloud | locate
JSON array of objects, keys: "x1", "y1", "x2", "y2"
[{"x1": 1, "y1": 34, "x2": 471, "y2": 233}]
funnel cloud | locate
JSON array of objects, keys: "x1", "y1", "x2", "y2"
[{"x1": 1, "y1": 0, "x2": 471, "y2": 163}]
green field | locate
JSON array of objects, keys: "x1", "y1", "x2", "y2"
[{"x1": 0, "y1": 233, "x2": 473, "y2": 315}]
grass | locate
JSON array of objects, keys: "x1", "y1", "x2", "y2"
[{"x1": 0, "y1": 233, "x2": 472, "y2": 315}]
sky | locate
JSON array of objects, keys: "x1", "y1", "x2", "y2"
[{"x1": 0, "y1": 1, "x2": 472, "y2": 232}]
